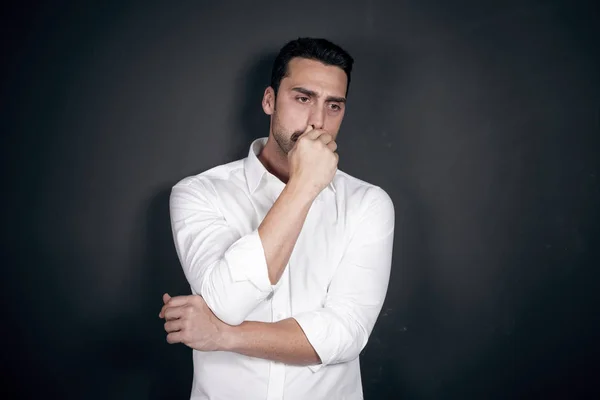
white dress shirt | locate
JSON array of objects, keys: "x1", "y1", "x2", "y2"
[{"x1": 169, "y1": 137, "x2": 395, "y2": 400}]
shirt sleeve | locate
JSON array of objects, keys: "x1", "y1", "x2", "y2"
[
  {"x1": 292, "y1": 186, "x2": 395, "y2": 372},
  {"x1": 169, "y1": 178, "x2": 281, "y2": 326}
]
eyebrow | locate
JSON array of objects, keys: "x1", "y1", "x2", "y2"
[{"x1": 291, "y1": 87, "x2": 346, "y2": 103}]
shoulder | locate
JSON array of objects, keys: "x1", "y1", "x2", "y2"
[
  {"x1": 333, "y1": 169, "x2": 396, "y2": 239},
  {"x1": 172, "y1": 159, "x2": 246, "y2": 196},
  {"x1": 334, "y1": 169, "x2": 394, "y2": 212}
]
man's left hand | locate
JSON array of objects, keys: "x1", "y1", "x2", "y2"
[{"x1": 159, "y1": 293, "x2": 229, "y2": 351}]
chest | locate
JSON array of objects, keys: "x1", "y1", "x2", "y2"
[{"x1": 220, "y1": 188, "x2": 349, "y2": 313}]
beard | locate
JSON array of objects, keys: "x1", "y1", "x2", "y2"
[{"x1": 271, "y1": 112, "x2": 305, "y2": 155}]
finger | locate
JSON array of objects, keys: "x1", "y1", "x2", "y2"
[
  {"x1": 159, "y1": 303, "x2": 169, "y2": 318},
  {"x1": 166, "y1": 331, "x2": 184, "y2": 344},
  {"x1": 304, "y1": 129, "x2": 326, "y2": 140},
  {"x1": 159, "y1": 300, "x2": 174, "y2": 318},
  {"x1": 317, "y1": 133, "x2": 333, "y2": 144},
  {"x1": 164, "y1": 319, "x2": 184, "y2": 333},
  {"x1": 159, "y1": 301, "x2": 183, "y2": 319},
  {"x1": 159, "y1": 293, "x2": 172, "y2": 316},
  {"x1": 164, "y1": 305, "x2": 186, "y2": 321},
  {"x1": 292, "y1": 124, "x2": 315, "y2": 142},
  {"x1": 327, "y1": 141, "x2": 338, "y2": 152},
  {"x1": 164, "y1": 295, "x2": 193, "y2": 307}
]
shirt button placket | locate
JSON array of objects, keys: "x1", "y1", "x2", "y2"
[
  {"x1": 266, "y1": 361, "x2": 285, "y2": 400},
  {"x1": 266, "y1": 267, "x2": 288, "y2": 400}
]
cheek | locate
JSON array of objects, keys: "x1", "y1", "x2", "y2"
[
  {"x1": 280, "y1": 102, "x2": 309, "y2": 125},
  {"x1": 325, "y1": 112, "x2": 344, "y2": 131}
]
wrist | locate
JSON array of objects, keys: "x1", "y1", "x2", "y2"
[
  {"x1": 218, "y1": 323, "x2": 240, "y2": 352},
  {"x1": 285, "y1": 177, "x2": 320, "y2": 204}
]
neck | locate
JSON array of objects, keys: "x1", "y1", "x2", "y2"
[{"x1": 258, "y1": 136, "x2": 290, "y2": 183}]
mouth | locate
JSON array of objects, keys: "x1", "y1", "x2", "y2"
[{"x1": 291, "y1": 132, "x2": 301, "y2": 142}]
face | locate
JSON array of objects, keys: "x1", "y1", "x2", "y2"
[{"x1": 262, "y1": 57, "x2": 348, "y2": 154}]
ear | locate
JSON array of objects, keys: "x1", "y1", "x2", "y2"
[{"x1": 262, "y1": 86, "x2": 275, "y2": 115}]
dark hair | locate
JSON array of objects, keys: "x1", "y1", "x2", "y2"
[{"x1": 270, "y1": 37, "x2": 354, "y2": 96}]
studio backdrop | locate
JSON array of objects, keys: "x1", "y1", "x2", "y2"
[{"x1": 2, "y1": 1, "x2": 598, "y2": 399}]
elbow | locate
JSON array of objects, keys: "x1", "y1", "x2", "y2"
[
  {"x1": 212, "y1": 307, "x2": 246, "y2": 326},
  {"x1": 332, "y1": 315, "x2": 371, "y2": 365},
  {"x1": 186, "y1": 260, "x2": 267, "y2": 327},
  {"x1": 317, "y1": 311, "x2": 370, "y2": 366},
  {"x1": 198, "y1": 281, "x2": 249, "y2": 326},
  {"x1": 343, "y1": 322, "x2": 369, "y2": 362}
]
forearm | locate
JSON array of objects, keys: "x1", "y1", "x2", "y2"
[
  {"x1": 258, "y1": 179, "x2": 316, "y2": 284},
  {"x1": 220, "y1": 318, "x2": 321, "y2": 366}
]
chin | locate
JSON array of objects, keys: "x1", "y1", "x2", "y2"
[{"x1": 271, "y1": 133, "x2": 293, "y2": 155}]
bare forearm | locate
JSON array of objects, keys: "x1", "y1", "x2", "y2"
[
  {"x1": 258, "y1": 179, "x2": 316, "y2": 284},
  {"x1": 220, "y1": 318, "x2": 321, "y2": 366}
]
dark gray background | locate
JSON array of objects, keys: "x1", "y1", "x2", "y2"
[{"x1": 2, "y1": 0, "x2": 599, "y2": 399}]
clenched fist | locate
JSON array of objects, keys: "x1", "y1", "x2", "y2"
[{"x1": 288, "y1": 125, "x2": 338, "y2": 198}]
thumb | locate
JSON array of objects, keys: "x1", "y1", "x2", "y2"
[{"x1": 162, "y1": 293, "x2": 171, "y2": 304}]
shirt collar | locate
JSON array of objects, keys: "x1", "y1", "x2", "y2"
[{"x1": 244, "y1": 137, "x2": 337, "y2": 195}]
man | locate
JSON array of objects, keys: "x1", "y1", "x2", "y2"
[{"x1": 159, "y1": 37, "x2": 395, "y2": 400}]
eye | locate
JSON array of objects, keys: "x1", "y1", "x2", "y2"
[
  {"x1": 329, "y1": 103, "x2": 342, "y2": 111},
  {"x1": 297, "y1": 96, "x2": 310, "y2": 103}
]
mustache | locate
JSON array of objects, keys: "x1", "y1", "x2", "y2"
[{"x1": 290, "y1": 129, "x2": 307, "y2": 142}]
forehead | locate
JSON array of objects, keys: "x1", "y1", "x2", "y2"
[{"x1": 281, "y1": 57, "x2": 348, "y2": 97}]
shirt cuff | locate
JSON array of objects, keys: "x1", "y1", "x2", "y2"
[
  {"x1": 293, "y1": 310, "x2": 351, "y2": 373},
  {"x1": 224, "y1": 229, "x2": 274, "y2": 294}
]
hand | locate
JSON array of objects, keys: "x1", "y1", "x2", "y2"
[
  {"x1": 159, "y1": 293, "x2": 229, "y2": 351},
  {"x1": 288, "y1": 125, "x2": 339, "y2": 197}
]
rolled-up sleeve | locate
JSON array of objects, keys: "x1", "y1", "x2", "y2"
[
  {"x1": 169, "y1": 178, "x2": 279, "y2": 326},
  {"x1": 293, "y1": 187, "x2": 395, "y2": 372}
]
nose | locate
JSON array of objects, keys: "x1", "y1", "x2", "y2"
[{"x1": 308, "y1": 106, "x2": 325, "y2": 130}]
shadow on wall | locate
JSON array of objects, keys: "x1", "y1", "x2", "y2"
[
  {"x1": 228, "y1": 50, "x2": 277, "y2": 161},
  {"x1": 337, "y1": 36, "x2": 436, "y2": 399},
  {"x1": 144, "y1": 187, "x2": 193, "y2": 400},
  {"x1": 140, "y1": 50, "x2": 278, "y2": 399}
]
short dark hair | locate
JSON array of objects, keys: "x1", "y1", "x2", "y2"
[{"x1": 270, "y1": 37, "x2": 354, "y2": 96}]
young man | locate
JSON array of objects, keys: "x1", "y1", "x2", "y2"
[{"x1": 159, "y1": 37, "x2": 395, "y2": 400}]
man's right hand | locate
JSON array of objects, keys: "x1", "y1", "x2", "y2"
[{"x1": 288, "y1": 125, "x2": 339, "y2": 198}]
